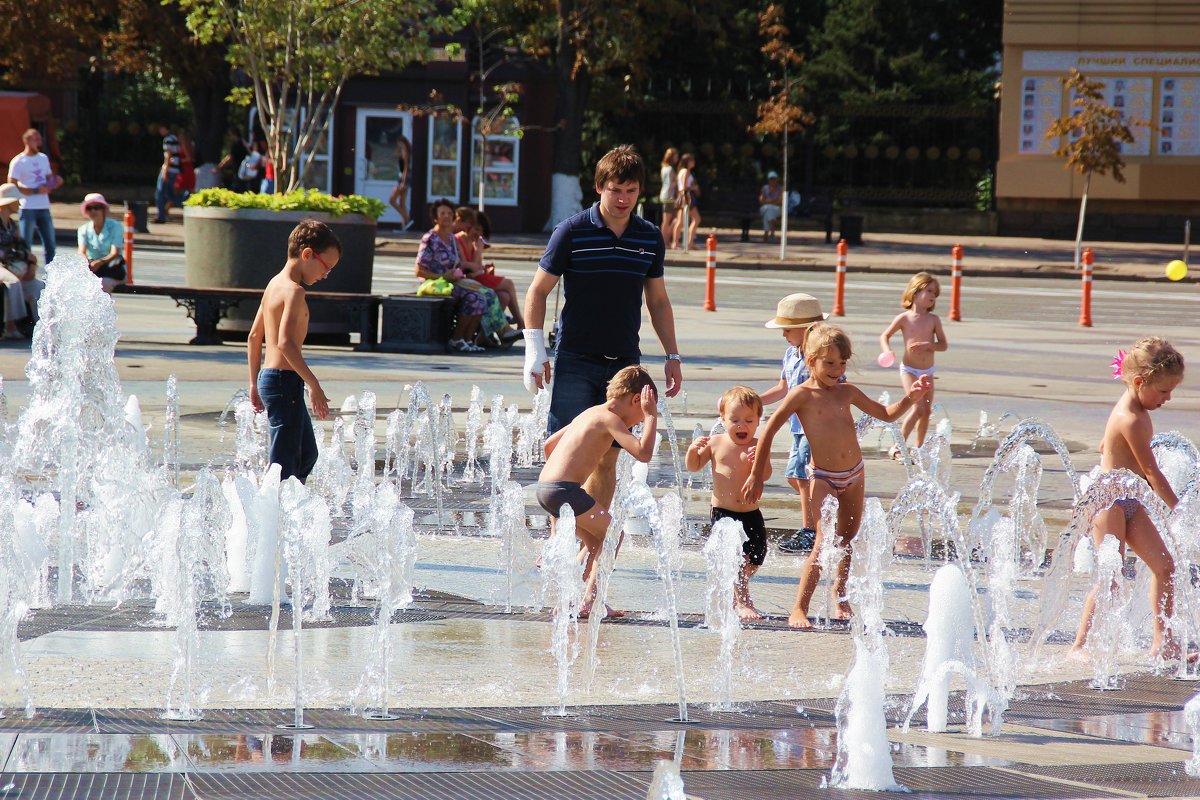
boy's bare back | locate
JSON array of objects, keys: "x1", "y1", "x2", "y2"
[
  {"x1": 1100, "y1": 395, "x2": 1154, "y2": 477},
  {"x1": 260, "y1": 274, "x2": 309, "y2": 370},
  {"x1": 540, "y1": 406, "x2": 629, "y2": 484}
]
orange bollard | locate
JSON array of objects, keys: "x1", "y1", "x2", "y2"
[
  {"x1": 703, "y1": 233, "x2": 717, "y2": 311},
  {"x1": 949, "y1": 244, "x2": 963, "y2": 322},
  {"x1": 1079, "y1": 247, "x2": 1093, "y2": 327},
  {"x1": 123, "y1": 206, "x2": 136, "y2": 285},
  {"x1": 832, "y1": 238, "x2": 847, "y2": 316}
]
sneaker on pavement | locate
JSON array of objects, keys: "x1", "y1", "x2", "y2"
[{"x1": 778, "y1": 528, "x2": 816, "y2": 554}]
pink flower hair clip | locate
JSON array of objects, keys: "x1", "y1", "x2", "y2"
[{"x1": 1110, "y1": 349, "x2": 1126, "y2": 381}]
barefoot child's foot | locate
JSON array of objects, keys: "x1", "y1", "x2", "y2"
[
  {"x1": 787, "y1": 609, "x2": 813, "y2": 629},
  {"x1": 835, "y1": 600, "x2": 854, "y2": 620},
  {"x1": 578, "y1": 603, "x2": 625, "y2": 620},
  {"x1": 735, "y1": 601, "x2": 763, "y2": 621}
]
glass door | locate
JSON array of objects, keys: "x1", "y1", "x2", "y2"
[{"x1": 354, "y1": 108, "x2": 413, "y2": 225}]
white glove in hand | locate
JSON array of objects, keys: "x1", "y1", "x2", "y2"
[{"x1": 522, "y1": 329, "x2": 550, "y2": 394}]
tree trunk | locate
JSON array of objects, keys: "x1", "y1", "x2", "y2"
[
  {"x1": 186, "y1": 75, "x2": 230, "y2": 167},
  {"x1": 545, "y1": 0, "x2": 590, "y2": 230},
  {"x1": 1073, "y1": 172, "x2": 1090, "y2": 270}
]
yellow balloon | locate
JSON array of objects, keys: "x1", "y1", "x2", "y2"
[{"x1": 1167, "y1": 259, "x2": 1189, "y2": 281}]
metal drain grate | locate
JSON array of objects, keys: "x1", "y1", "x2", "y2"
[
  {"x1": 680, "y1": 766, "x2": 1129, "y2": 799},
  {"x1": 0, "y1": 709, "x2": 96, "y2": 733},
  {"x1": 191, "y1": 769, "x2": 652, "y2": 800},
  {"x1": 1021, "y1": 761, "x2": 1200, "y2": 798},
  {"x1": 0, "y1": 772, "x2": 196, "y2": 799}
]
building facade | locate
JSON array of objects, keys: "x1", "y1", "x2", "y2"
[{"x1": 999, "y1": 1, "x2": 1200, "y2": 238}]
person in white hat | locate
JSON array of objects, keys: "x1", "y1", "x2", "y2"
[
  {"x1": 76, "y1": 192, "x2": 127, "y2": 292},
  {"x1": 0, "y1": 183, "x2": 43, "y2": 339},
  {"x1": 756, "y1": 293, "x2": 827, "y2": 553},
  {"x1": 759, "y1": 171, "x2": 783, "y2": 243}
]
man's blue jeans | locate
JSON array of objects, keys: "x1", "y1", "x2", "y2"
[
  {"x1": 257, "y1": 368, "x2": 318, "y2": 482},
  {"x1": 155, "y1": 171, "x2": 181, "y2": 222},
  {"x1": 18, "y1": 207, "x2": 54, "y2": 265},
  {"x1": 547, "y1": 350, "x2": 639, "y2": 435}
]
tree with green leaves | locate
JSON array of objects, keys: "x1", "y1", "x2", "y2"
[
  {"x1": 752, "y1": 4, "x2": 811, "y2": 259},
  {"x1": 0, "y1": 0, "x2": 231, "y2": 166},
  {"x1": 175, "y1": 0, "x2": 453, "y2": 192},
  {"x1": 1046, "y1": 69, "x2": 1151, "y2": 270}
]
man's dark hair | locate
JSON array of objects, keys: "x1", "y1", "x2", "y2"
[
  {"x1": 287, "y1": 219, "x2": 341, "y2": 258},
  {"x1": 594, "y1": 145, "x2": 645, "y2": 191}
]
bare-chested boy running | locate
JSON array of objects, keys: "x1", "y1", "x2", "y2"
[
  {"x1": 536, "y1": 365, "x2": 658, "y2": 617},
  {"x1": 248, "y1": 219, "x2": 341, "y2": 482}
]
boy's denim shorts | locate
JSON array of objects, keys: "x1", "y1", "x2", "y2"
[{"x1": 785, "y1": 433, "x2": 811, "y2": 480}]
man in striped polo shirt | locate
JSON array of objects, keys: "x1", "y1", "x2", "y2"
[{"x1": 523, "y1": 145, "x2": 683, "y2": 565}]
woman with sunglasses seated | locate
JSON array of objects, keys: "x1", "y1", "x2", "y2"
[{"x1": 77, "y1": 193, "x2": 128, "y2": 293}]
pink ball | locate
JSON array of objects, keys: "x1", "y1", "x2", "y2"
[{"x1": 877, "y1": 351, "x2": 895, "y2": 368}]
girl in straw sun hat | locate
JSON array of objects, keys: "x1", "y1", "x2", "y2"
[{"x1": 755, "y1": 293, "x2": 829, "y2": 554}]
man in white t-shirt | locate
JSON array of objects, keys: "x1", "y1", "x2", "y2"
[{"x1": 7, "y1": 128, "x2": 60, "y2": 265}]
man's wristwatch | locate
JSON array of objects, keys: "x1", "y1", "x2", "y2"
[{"x1": 665, "y1": 353, "x2": 682, "y2": 362}]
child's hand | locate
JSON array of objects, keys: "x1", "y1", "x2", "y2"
[
  {"x1": 640, "y1": 384, "x2": 658, "y2": 415},
  {"x1": 309, "y1": 383, "x2": 330, "y2": 419},
  {"x1": 690, "y1": 435, "x2": 710, "y2": 457},
  {"x1": 907, "y1": 340, "x2": 931, "y2": 354},
  {"x1": 449, "y1": 267, "x2": 464, "y2": 280},
  {"x1": 743, "y1": 444, "x2": 757, "y2": 462},
  {"x1": 742, "y1": 474, "x2": 764, "y2": 504},
  {"x1": 250, "y1": 386, "x2": 264, "y2": 413},
  {"x1": 907, "y1": 375, "x2": 932, "y2": 400}
]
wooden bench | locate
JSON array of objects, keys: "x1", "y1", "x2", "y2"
[
  {"x1": 112, "y1": 284, "x2": 381, "y2": 350},
  {"x1": 704, "y1": 188, "x2": 835, "y2": 244}
]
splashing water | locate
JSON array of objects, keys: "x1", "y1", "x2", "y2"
[
  {"x1": 831, "y1": 497, "x2": 903, "y2": 790},
  {"x1": 646, "y1": 760, "x2": 688, "y2": 799},
  {"x1": 1185, "y1": 692, "x2": 1200, "y2": 777},
  {"x1": 462, "y1": 386, "x2": 484, "y2": 481},
  {"x1": 651, "y1": 491, "x2": 689, "y2": 722},
  {"x1": 541, "y1": 505, "x2": 584, "y2": 716},
  {"x1": 904, "y1": 564, "x2": 984, "y2": 734},
  {"x1": 347, "y1": 482, "x2": 417, "y2": 720},
  {"x1": 816, "y1": 494, "x2": 846, "y2": 628},
  {"x1": 703, "y1": 517, "x2": 746, "y2": 711},
  {"x1": 971, "y1": 410, "x2": 1018, "y2": 451}
]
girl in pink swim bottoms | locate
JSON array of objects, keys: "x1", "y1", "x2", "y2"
[
  {"x1": 1072, "y1": 337, "x2": 1185, "y2": 661},
  {"x1": 879, "y1": 271, "x2": 948, "y2": 456},
  {"x1": 743, "y1": 326, "x2": 930, "y2": 630}
]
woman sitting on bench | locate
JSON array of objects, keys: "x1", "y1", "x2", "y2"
[{"x1": 77, "y1": 192, "x2": 128, "y2": 293}]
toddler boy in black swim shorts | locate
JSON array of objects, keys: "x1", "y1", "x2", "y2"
[{"x1": 685, "y1": 386, "x2": 770, "y2": 620}]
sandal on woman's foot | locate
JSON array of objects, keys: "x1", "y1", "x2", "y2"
[{"x1": 449, "y1": 338, "x2": 484, "y2": 353}]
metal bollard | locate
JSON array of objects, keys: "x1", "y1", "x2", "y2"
[
  {"x1": 703, "y1": 233, "x2": 717, "y2": 311},
  {"x1": 1078, "y1": 247, "x2": 1093, "y2": 327},
  {"x1": 123, "y1": 206, "x2": 136, "y2": 285},
  {"x1": 832, "y1": 239, "x2": 847, "y2": 316},
  {"x1": 949, "y1": 244, "x2": 963, "y2": 322}
]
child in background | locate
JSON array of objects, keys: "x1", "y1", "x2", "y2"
[
  {"x1": 879, "y1": 272, "x2": 947, "y2": 455},
  {"x1": 687, "y1": 386, "x2": 771, "y2": 620},
  {"x1": 535, "y1": 365, "x2": 658, "y2": 618},
  {"x1": 757, "y1": 293, "x2": 827, "y2": 554},
  {"x1": 454, "y1": 207, "x2": 524, "y2": 335},
  {"x1": 1072, "y1": 337, "x2": 1185, "y2": 660},
  {"x1": 744, "y1": 326, "x2": 930, "y2": 628}
]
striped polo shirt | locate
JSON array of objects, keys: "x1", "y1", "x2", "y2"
[{"x1": 539, "y1": 202, "x2": 665, "y2": 358}]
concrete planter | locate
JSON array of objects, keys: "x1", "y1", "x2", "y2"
[{"x1": 182, "y1": 205, "x2": 376, "y2": 334}]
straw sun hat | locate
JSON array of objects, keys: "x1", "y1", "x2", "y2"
[{"x1": 764, "y1": 293, "x2": 828, "y2": 329}]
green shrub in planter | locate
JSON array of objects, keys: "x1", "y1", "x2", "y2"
[
  {"x1": 183, "y1": 189, "x2": 384, "y2": 335},
  {"x1": 185, "y1": 188, "x2": 387, "y2": 219}
]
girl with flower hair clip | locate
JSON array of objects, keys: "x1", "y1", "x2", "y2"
[{"x1": 1073, "y1": 336, "x2": 1186, "y2": 661}]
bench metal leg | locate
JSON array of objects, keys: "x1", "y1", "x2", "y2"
[
  {"x1": 353, "y1": 299, "x2": 380, "y2": 352},
  {"x1": 173, "y1": 296, "x2": 241, "y2": 345}
]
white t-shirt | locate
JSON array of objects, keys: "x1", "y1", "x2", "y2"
[{"x1": 7, "y1": 152, "x2": 52, "y2": 211}]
